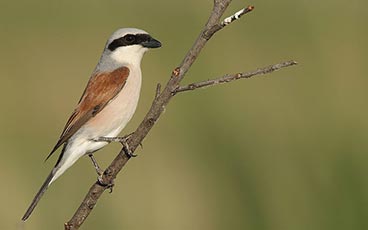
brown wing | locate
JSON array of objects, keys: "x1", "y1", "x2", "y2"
[{"x1": 45, "y1": 67, "x2": 130, "y2": 161}]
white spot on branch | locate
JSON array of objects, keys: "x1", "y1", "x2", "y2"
[{"x1": 221, "y1": 6, "x2": 254, "y2": 26}]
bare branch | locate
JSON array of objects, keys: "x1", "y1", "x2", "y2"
[
  {"x1": 174, "y1": 60, "x2": 297, "y2": 94},
  {"x1": 64, "y1": 1, "x2": 296, "y2": 229}
]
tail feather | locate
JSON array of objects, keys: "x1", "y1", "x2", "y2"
[
  {"x1": 22, "y1": 144, "x2": 68, "y2": 221},
  {"x1": 21, "y1": 169, "x2": 56, "y2": 221}
]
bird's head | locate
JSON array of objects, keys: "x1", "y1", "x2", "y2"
[{"x1": 104, "y1": 28, "x2": 161, "y2": 66}]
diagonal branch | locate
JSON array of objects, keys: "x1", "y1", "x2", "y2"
[
  {"x1": 174, "y1": 60, "x2": 297, "y2": 94},
  {"x1": 64, "y1": 1, "x2": 295, "y2": 229}
]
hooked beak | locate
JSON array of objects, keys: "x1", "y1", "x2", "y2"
[{"x1": 141, "y1": 37, "x2": 162, "y2": 48}]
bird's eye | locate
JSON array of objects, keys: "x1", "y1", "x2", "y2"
[{"x1": 124, "y1": 35, "x2": 136, "y2": 43}]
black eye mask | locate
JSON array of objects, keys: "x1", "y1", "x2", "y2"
[{"x1": 108, "y1": 33, "x2": 152, "y2": 51}]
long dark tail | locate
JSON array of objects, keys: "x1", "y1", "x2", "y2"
[{"x1": 21, "y1": 168, "x2": 56, "y2": 221}]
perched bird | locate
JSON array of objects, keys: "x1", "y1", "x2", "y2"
[{"x1": 22, "y1": 28, "x2": 161, "y2": 221}]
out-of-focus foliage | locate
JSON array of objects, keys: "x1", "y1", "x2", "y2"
[{"x1": 1, "y1": 0, "x2": 368, "y2": 229}]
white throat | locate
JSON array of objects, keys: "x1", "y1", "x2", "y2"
[
  {"x1": 95, "y1": 45, "x2": 147, "y2": 73},
  {"x1": 111, "y1": 45, "x2": 148, "y2": 66}
]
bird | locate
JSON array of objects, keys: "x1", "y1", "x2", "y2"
[{"x1": 21, "y1": 28, "x2": 161, "y2": 221}]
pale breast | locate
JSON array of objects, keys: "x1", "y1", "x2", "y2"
[{"x1": 82, "y1": 67, "x2": 142, "y2": 139}]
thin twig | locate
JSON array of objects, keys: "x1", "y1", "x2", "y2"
[
  {"x1": 204, "y1": 5, "x2": 254, "y2": 39},
  {"x1": 221, "y1": 5, "x2": 254, "y2": 26},
  {"x1": 174, "y1": 61, "x2": 297, "y2": 94}
]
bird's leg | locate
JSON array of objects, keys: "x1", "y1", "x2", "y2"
[
  {"x1": 94, "y1": 133, "x2": 133, "y2": 143},
  {"x1": 93, "y1": 133, "x2": 138, "y2": 157},
  {"x1": 88, "y1": 154, "x2": 114, "y2": 192},
  {"x1": 88, "y1": 154, "x2": 104, "y2": 176}
]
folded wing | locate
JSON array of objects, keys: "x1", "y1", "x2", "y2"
[{"x1": 45, "y1": 67, "x2": 130, "y2": 161}]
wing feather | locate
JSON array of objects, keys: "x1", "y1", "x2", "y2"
[{"x1": 45, "y1": 67, "x2": 130, "y2": 161}]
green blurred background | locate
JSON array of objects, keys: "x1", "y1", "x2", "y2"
[{"x1": 1, "y1": 0, "x2": 368, "y2": 229}]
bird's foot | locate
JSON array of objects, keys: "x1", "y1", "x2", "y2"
[
  {"x1": 97, "y1": 175, "x2": 115, "y2": 193},
  {"x1": 119, "y1": 136, "x2": 137, "y2": 158}
]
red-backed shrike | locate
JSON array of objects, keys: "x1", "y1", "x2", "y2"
[{"x1": 22, "y1": 28, "x2": 161, "y2": 221}]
